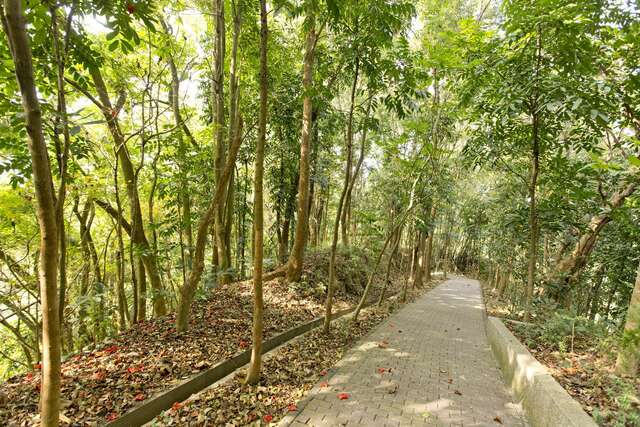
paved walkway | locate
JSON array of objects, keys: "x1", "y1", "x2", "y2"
[{"x1": 280, "y1": 277, "x2": 527, "y2": 426}]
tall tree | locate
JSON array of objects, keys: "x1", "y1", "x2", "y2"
[
  {"x1": 1, "y1": 0, "x2": 61, "y2": 424},
  {"x1": 245, "y1": 0, "x2": 268, "y2": 384}
]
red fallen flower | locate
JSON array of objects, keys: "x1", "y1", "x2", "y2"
[
  {"x1": 287, "y1": 404, "x2": 297, "y2": 412},
  {"x1": 337, "y1": 392, "x2": 350, "y2": 400},
  {"x1": 127, "y1": 365, "x2": 144, "y2": 374},
  {"x1": 91, "y1": 370, "x2": 106, "y2": 381},
  {"x1": 319, "y1": 370, "x2": 328, "y2": 376},
  {"x1": 239, "y1": 339, "x2": 248, "y2": 349},
  {"x1": 25, "y1": 372, "x2": 33, "y2": 381},
  {"x1": 34, "y1": 363, "x2": 42, "y2": 370},
  {"x1": 106, "y1": 413, "x2": 118, "y2": 421},
  {"x1": 377, "y1": 367, "x2": 387, "y2": 374},
  {"x1": 263, "y1": 414, "x2": 274, "y2": 423},
  {"x1": 134, "y1": 393, "x2": 145, "y2": 401},
  {"x1": 319, "y1": 381, "x2": 329, "y2": 388},
  {"x1": 103, "y1": 345, "x2": 119, "y2": 355},
  {"x1": 126, "y1": 3, "x2": 135, "y2": 14},
  {"x1": 171, "y1": 402, "x2": 183, "y2": 411}
]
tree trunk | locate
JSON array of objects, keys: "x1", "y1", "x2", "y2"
[
  {"x1": 224, "y1": 2, "x2": 242, "y2": 269},
  {"x1": 287, "y1": 9, "x2": 316, "y2": 283},
  {"x1": 414, "y1": 231, "x2": 426, "y2": 288},
  {"x1": 211, "y1": 0, "x2": 226, "y2": 279},
  {"x1": 378, "y1": 227, "x2": 402, "y2": 306},
  {"x1": 616, "y1": 261, "x2": 640, "y2": 377},
  {"x1": 245, "y1": 0, "x2": 267, "y2": 384},
  {"x1": 50, "y1": 6, "x2": 71, "y2": 347},
  {"x1": 88, "y1": 67, "x2": 167, "y2": 316},
  {"x1": 424, "y1": 206, "x2": 436, "y2": 282},
  {"x1": 547, "y1": 182, "x2": 637, "y2": 303},
  {"x1": 164, "y1": 23, "x2": 194, "y2": 273},
  {"x1": 2, "y1": 0, "x2": 61, "y2": 423},
  {"x1": 176, "y1": 115, "x2": 244, "y2": 332},
  {"x1": 341, "y1": 95, "x2": 370, "y2": 247}
]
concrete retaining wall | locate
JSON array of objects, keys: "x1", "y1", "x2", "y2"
[{"x1": 486, "y1": 316, "x2": 597, "y2": 427}]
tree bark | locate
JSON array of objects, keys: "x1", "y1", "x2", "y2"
[
  {"x1": 163, "y1": 22, "x2": 194, "y2": 273},
  {"x1": 212, "y1": 0, "x2": 228, "y2": 283},
  {"x1": 287, "y1": 9, "x2": 316, "y2": 283},
  {"x1": 245, "y1": 0, "x2": 267, "y2": 384},
  {"x1": 524, "y1": 26, "x2": 542, "y2": 323},
  {"x1": 176, "y1": 115, "x2": 244, "y2": 332},
  {"x1": 616, "y1": 261, "x2": 640, "y2": 377},
  {"x1": 547, "y1": 182, "x2": 637, "y2": 304},
  {"x1": 88, "y1": 67, "x2": 167, "y2": 316},
  {"x1": 2, "y1": 0, "x2": 61, "y2": 424}
]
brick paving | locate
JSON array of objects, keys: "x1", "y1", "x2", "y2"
[{"x1": 279, "y1": 277, "x2": 527, "y2": 426}]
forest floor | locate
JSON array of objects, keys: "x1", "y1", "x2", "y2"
[
  {"x1": 0, "y1": 247, "x2": 406, "y2": 426},
  {"x1": 483, "y1": 285, "x2": 640, "y2": 427}
]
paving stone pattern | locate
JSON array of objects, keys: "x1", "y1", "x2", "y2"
[{"x1": 279, "y1": 277, "x2": 527, "y2": 427}]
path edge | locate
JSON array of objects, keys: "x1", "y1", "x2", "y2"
[{"x1": 485, "y1": 316, "x2": 597, "y2": 427}]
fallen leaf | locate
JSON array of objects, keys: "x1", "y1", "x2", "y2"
[
  {"x1": 454, "y1": 390, "x2": 462, "y2": 396},
  {"x1": 91, "y1": 371, "x2": 106, "y2": 381},
  {"x1": 105, "y1": 413, "x2": 118, "y2": 421},
  {"x1": 287, "y1": 403, "x2": 297, "y2": 412},
  {"x1": 319, "y1": 381, "x2": 329, "y2": 388},
  {"x1": 134, "y1": 393, "x2": 145, "y2": 401},
  {"x1": 319, "y1": 370, "x2": 328, "y2": 376},
  {"x1": 494, "y1": 416, "x2": 503, "y2": 424},
  {"x1": 171, "y1": 402, "x2": 183, "y2": 411},
  {"x1": 386, "y1": 383, "x2": 398, "y2": 394}
]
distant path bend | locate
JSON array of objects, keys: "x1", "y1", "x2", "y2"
[{"x1": 280, "y1": 276, "x2": 528, "y2": 426}]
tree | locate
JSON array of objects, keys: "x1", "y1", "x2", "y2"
[
  {"x1": 1, "y1": 0, "x2": 61, "y2": 424},
  {"x1": 245, "y1": 0, "x2": 268, "y2": 384}
]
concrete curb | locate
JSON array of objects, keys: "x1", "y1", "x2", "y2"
[{"x1": 486, "y1": 316, "x2": 597, "y2": 427}]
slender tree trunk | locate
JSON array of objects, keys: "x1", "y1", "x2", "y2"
[
  {"x1": 2, "y1": 1, "x2": 61, "y2": 424},
  {"x1": 616, "y1": 261, "x2": 640, "y2": 377},
  {"x1": 113, "y1": 157, "x2": 129, "y2": 330},
  {"x1": 378, "y1": 227, "x2": 402, "y2": 306},
  {"x1": 402, "y1": 227, "x2": 418, "y2": 303},
  {"x1": 424, "y1": 206, "x2": 436, "y2": 282},
  {"x1": 221, "y1": 27, "x2": 242, "y2": 282},
  {"x1": 176, "y1": 115, "x2": 244, "y2": 332},
  {"x1": 588, "y1": 266, "x2": 606, "y2": 320},
  {"x1": 524, "y1": 26, "x2": 542, "y2": 322},
  {"x1": 246, "y1": 0, "x2": 267, "y2": 383},
  {"x1": 50, "y1": 6, "x2": 71, "y2": 347},
  {"x1": 212, "y1": 0, "x2": 226, "y2": 282},
  {"x1": 88, "y1": 68, "x2": 167, "y2": 316},
  {"x1": 341, "y1": 95, "x2": 370, "y2": 247},
  {"x1": 353, "y1": 179, "x2": 418, "y2": 320},
  {"x1": 164, "y1": 25, "x2": 194, "y2": 273},
  {"x1": 287, "y1": 9, "x2": 316, "y2": 282},
  {"x1": 414, "y1": 231, "x2": 426, "y2": 288}
]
